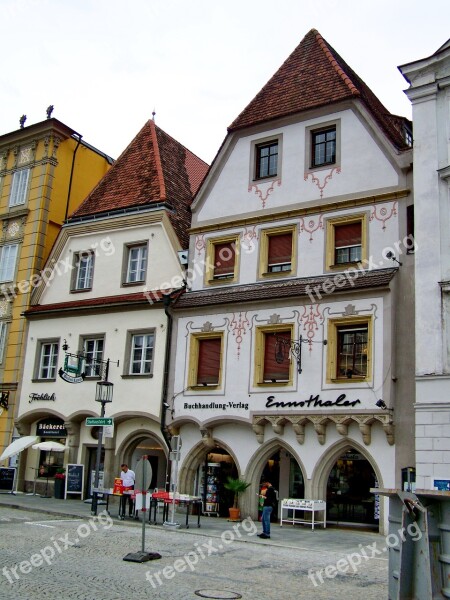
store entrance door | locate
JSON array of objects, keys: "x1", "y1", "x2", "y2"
[
  {"x1": 326, "y1": 448, "x2": 378, "y2": 527},
  {"x1": 196, "y1": 448, "x2": 237, "y2": 517}
]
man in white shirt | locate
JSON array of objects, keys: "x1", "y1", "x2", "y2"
[{"x1": 120, "y1": 463, "x2": 135, "y2": 516}]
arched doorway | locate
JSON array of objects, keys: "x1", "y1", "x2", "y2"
[
  {"x1": 258, "y1": 449, "x2": 305, "y2": 521},
  {"x1": 194, "y1": 447, "x2": 238, "y2": 518},
  {"x1": 326, "y1": 447, "x2": 379, "y2": 527},
  {"x1": 122, "y1": 435, "x2": 167, "y2": 490}
]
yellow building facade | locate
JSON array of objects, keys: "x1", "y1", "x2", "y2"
[{"x1": 0, "y1": 117, "x2": 113, "y2": 457}]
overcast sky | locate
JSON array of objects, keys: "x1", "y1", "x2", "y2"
[{"x1": 1, "y1": 0, "x2": 448, "y2": 164}]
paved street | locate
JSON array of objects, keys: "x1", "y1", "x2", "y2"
[{"x1": 0, "y1": 498, "x2": 388, "y2": 600}]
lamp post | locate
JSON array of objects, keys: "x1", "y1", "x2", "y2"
[{"x1": 91, "y1": 376, "x2": 113, "y2": 516}]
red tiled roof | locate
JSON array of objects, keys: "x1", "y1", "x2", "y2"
[
  {"x1": 70, "y1": 120, "x2": 209, "y2": 248},
  {"x1": 229, "y1": 29, "x2": 410, "y2": 151},
  {"x1": 174, "y1": 268, "x2": 397, "y2": 309},
  {"x1": 24, "y1": 290, "x2": 165, "y2": 316}
]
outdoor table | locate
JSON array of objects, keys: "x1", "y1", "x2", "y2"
[
  {"x1": 93, "y1": 488, "x2": 135, "y2": 520},
  {"x1": 280, "y1": 498, "x2": 326, "y2": 530},
  {"x1": 150, "y1": 492, "x2": 202, "y2": 528}
]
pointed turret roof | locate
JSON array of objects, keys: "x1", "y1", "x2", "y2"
[
  {"x1": 70, "y1": 120, "x2": 209, "y2": 247},
  {"x1": 229, "y1": 29, "x2": 409, "y2": 151}
]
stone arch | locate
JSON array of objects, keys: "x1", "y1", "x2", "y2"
[
  {"x1": 311, "y1": 438, "x2": 384, "y2": 532},
  {"x1": 243, "y1": 438, "x2": 307, "y2": 518},
  {"x1": 178, "y1": 437, "x2": 241, "y2": 495},
  {"x1": 114, "y1": 428, "x2": 168, "y2": 489}
]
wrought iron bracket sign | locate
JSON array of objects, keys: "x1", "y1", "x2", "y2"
[
  {"x1": 59, "y1": 340, "x2": 119, "y2": 384},
  {"x1": 275, "y1": 334, "x2": 327, "y2": 374}
]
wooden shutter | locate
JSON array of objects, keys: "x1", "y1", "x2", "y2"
[
  {"x1": 263, "y1": 331, "x2": 291, "y2": 381},
  {"x1": 197, "y1": 338, "x2": 221, "y2": 384},
  {"x1": 334, "y1": 222, "x2": 361, "y2": 248},
  {"x1": 213, "y1": 242, "x2": 235, "y2": 277},
  {"x1": 268, "y1": 233, "x2": 292, "y2": 266}
]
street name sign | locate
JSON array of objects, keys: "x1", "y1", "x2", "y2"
[{"x1": 85, "y1": 417, "x2": 113, "y2": 426}]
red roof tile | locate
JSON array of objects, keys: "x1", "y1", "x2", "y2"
[
  {"x1": 70, "y1": 120, "x2": 208, "y2": 247},
  {"x1": 229, "y1": 29, "x2": 410, "y2": 151}
]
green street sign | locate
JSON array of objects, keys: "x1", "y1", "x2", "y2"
[{"x1": 86, "y1": 417, "x2": 113, "y2": 426}]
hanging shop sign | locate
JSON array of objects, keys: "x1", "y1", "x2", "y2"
[
  {"x1": 58, "y1": 353, "x2": 85, "y2": 384},
  {"x1": 265, "y1": 393, "x2": 361, "y2": 409},
  {"x1": 36, "y1": 418, "x2": 67, "y2": 438},
  {"x1": 29, "y1": 393, "x2": 56, "y2": 403}
]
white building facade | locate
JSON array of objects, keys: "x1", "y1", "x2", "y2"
[
  {"x1": 400, "y1": 39, "x2": 450, "y2": 492},
  {"x1": 168, "y1": 29, "x2": 415, "y2": 533},
  {"x1": 15, "y1": 120, "x2": 208, "y2": 495}
]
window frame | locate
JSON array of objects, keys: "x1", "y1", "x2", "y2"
[
  {"x1": 122, "y1": 241, "x2": 148, "y2": 286},
  {"x1": 205, "y1": 234, "x2": 240, "y2": 285},
  {"x1": 34, "y1": 339, "x2": 60, "y2": 381},
  {"x1": 250, "y1": 134, "x2": 283, "y2": 184},
  {"x1": 81, "y1": 335, "x2": 105, "y2": 378},
  {"x1": 188, "y1": 332, "x2": 224, "y2": 390},
  {"x1": 326, "y1": 316, "x2": 372, "y2": 383},
  {"x1": 258, "y1": 225, "x2": 296, "y2": 279},
  {"x1": 305, "y1": 120, "x2": 341, "y2": 174},
  {"x1": 0, "y1": 322, "x2": 7, "y2": 364},
  {"x1": 0, "y1": 243, "x2": 19, "y2": 283},
  {"x1": 123, "y1": 329, "x2": 155, "y2": 378},
  {"x1": 9, "y1": 168, "x2": 30, "y2": 207},
  {"x1": 254, "y1": 324, "x2": 294, "y2": 386},
  {"x1": 71, "y1": 251, "x2": 95, "y2": 292},
  {"x1": 325, "y1": 213, "x2": 367, "y2": 271}
]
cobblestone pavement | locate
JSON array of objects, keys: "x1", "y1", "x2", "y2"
[{"x1": 0, "y1": 506, "x2": 388, "y2": 600}]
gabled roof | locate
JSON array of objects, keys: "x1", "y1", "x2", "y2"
[
  {"x1": 228, "y1": 29, "x2": 410, "y2": 151},
  {"x1": 70, "y1": 120, "x2": 209, "y2": 247}
]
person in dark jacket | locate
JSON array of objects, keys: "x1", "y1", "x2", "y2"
[{"x1": 258, "y1": 481, "x2": 277, "y2": 539}]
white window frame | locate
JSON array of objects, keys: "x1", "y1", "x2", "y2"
[
  {"x1": 0, "y1": 244, "x2": 19, "y2": 283},
  {"x1": 124, "y1": 243, "x2": 148, "y2": 284},
  {"x1": 9, "y1": 168, "x2": 30, "y2": 207},
  {"x1": 125, "y1": 331, "x2": 154, "y2": 376},
  {"x1": 73, "y1": 252, "x2": 94, "y2": 291},
  {"x1": 82, "y1": 337, "x2": 104, "y2": 378},
  {"x1": 37, "y1": 341, "x2": 59, "y2": 380}
]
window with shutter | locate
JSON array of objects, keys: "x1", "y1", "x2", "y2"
[
  {"x1": 213, "y1": 242, "x2": 235, "y2": 279},
  {"x1": 268, "y1": 232, "x2": 292, "y2": 272},
  {"x1": 334, "y1": 222, "x2": 362, "y2": 264},
  {"x1": 197, "y1": 338, "x2": 221, "y2": 385},
  {"x1": 326, "y1": 215, "x2": 366, "y2": 270},
  {"x1": 263, "y1": 331, "x2": 291, "y2": 382}
]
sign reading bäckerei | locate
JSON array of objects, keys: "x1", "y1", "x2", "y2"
[{"x1": 183, "y1": 394, "x2": 361, "y2": 411}]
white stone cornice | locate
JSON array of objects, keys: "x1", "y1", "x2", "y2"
[
  {"x1": 404, "y1": 82, "x2": 439, "y2": 104},
  {"x1": 438, "y1": 165, "x2": 450, "y2": 181}
]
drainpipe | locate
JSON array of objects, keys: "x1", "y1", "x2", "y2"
[{"x1": 65, "y1": 134, "x2": 82, "y2": 222}]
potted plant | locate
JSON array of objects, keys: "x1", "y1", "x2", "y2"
[
  {"x1": 54, "y1": 468, "x2": 66, "y2": 499},
  {"x1": 224, "y1": 476, "x2": 251, "y2": 521}
]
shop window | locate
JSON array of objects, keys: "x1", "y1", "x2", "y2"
[
  {"x1": 205, "y1": 236, "x2": 239, "y2": 284},
  {"x1": 34, "y1": 340, "x2": 59, "y2": 381},
  {"x1": 254, "y1": 325, "x2": 293, "y2": 385},
  {"x1": 0, "y1": 243, "x2": 19, "y2": 282},
  {"x1": 9, "y1": 168, "x2": 30, "y2": 207},
  {"x1": 327, "y1": 317, "x2": 372, "y2": 382},
  {"x1": 188, "y1": 333, "x2": 223, "y2": 388},
  {"x1": 259, "y1": 226, "x2": 296, "y2": 278},
  {"x1": 72, "y1": 251, "x2": 95, "y2": 291},
  {"x1": 123, "y1": 242, "x2": 148, "y2": 285},
  {"x1": 124, "y1": 330, "x2": 155, "y2": 376},
  {"x1": 38, "y1": 438, "x2": 66, "y2": 478},
  {"x1": 325, "y1": 214, "x2": 367, "y2": 270}
]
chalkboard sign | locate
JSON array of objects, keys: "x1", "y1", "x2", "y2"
[
  {"x1": 65, "y1": 464, "x2": 84, "y2": 498},
  {"x1": 0, "y1": 467, "x2": 16, "y2": 493}
]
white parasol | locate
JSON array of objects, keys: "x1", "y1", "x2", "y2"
[{"x1": 0, "y1": 435, "x2": 40, "y2": 461}]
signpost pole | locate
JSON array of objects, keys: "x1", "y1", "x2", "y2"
[{"x1": 91, "y1": 401, "x2": 105, "y2": 516}]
